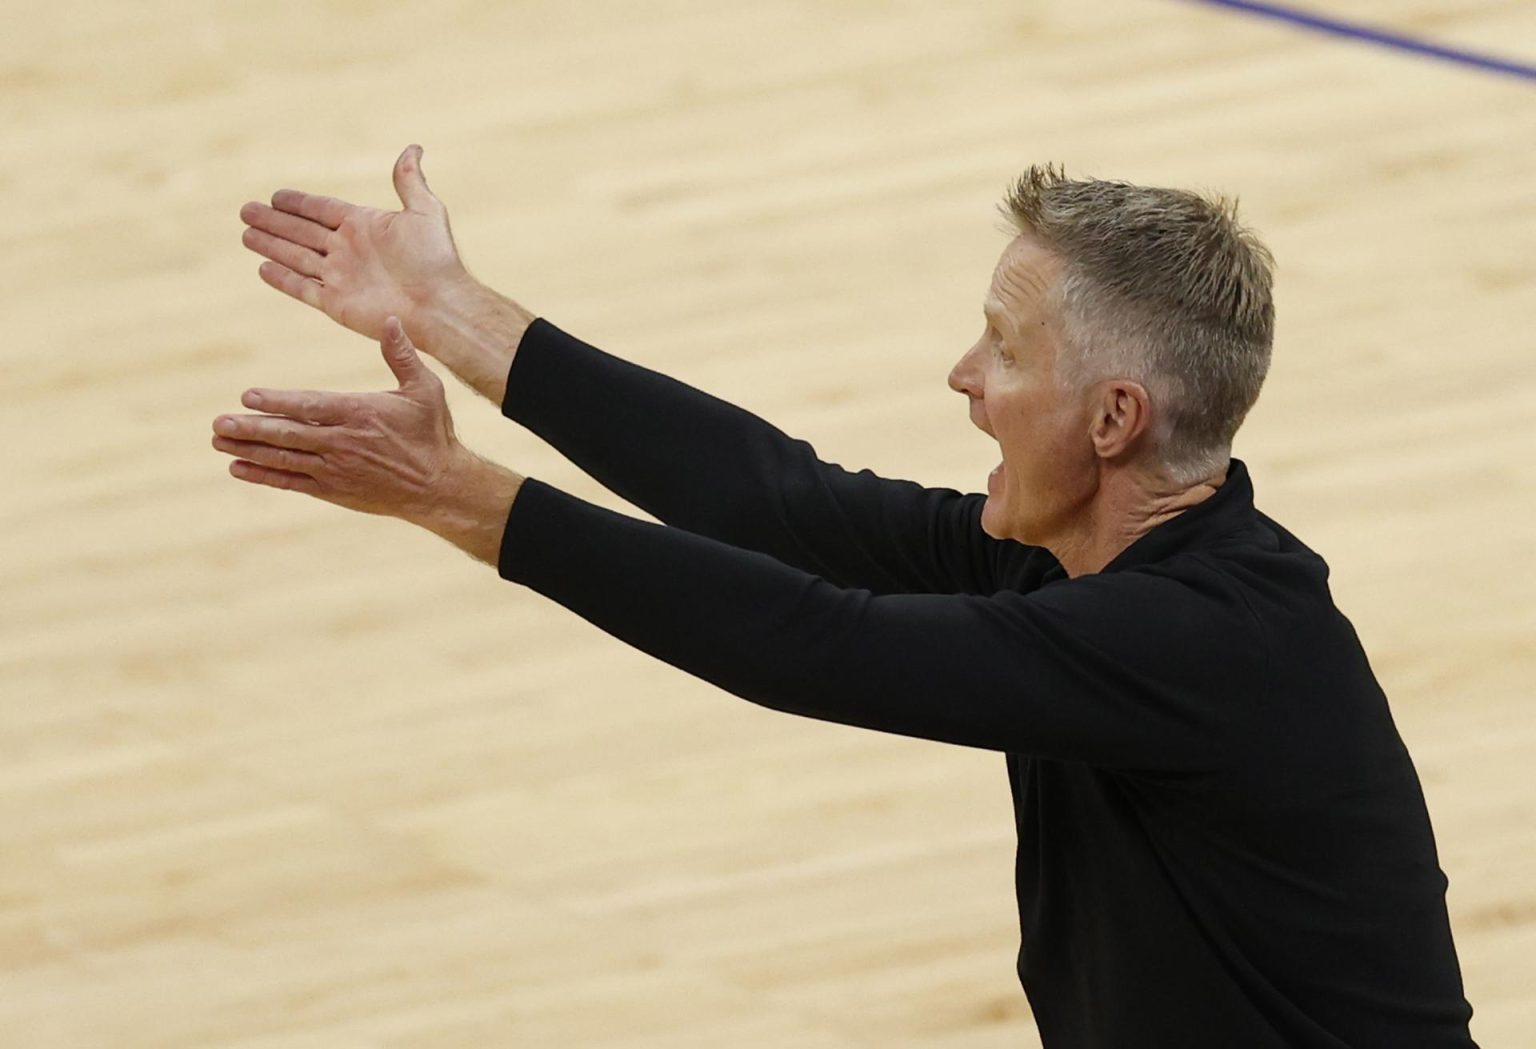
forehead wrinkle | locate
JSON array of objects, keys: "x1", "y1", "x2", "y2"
[
  {"x1": 989, "y1": 257, "x2": 1056, "y2": 344},
  {"x1": 993, "y1": 248, "x2": 1054, "y2": 307}
]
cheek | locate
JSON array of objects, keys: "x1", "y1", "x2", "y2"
[
  {"x1": 997, "y1": 397, "x2": 1083, "y2": 484},
  {"x1": 992, "y1": 392, "x2": 1050, "y2": 461}
]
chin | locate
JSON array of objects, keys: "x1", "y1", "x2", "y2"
[
  {"x1": 979, "y1": 498, "x2": 1009, "y2": 541},
  {"x1": 983, "y1": 499, "x2": 1044, "y2": 546}
]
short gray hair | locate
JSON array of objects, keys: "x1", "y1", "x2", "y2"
[{"x1": 1002, "y1": 166, "x2": 1275, "y2": 483}]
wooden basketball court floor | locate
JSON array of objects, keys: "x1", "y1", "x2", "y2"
[{"x1": 3, "y1": 1, "x2": 1533, "y2": 1045}]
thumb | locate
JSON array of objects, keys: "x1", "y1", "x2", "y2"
[
  {"x1": 392, "y1": 143, "x2": 440, "y2": 213},
  {"x1": 381, "y1": 317, "x2": 427, "y2": 389}
]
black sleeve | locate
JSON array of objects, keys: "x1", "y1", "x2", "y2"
[
  {"x1": 498, "y1": 478, "x2": 1257, "y2": 771},
  {"x1": 500, "y1": 319, "x2": 1037, "y2": 596}
]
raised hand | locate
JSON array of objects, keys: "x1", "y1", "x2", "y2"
[
  {"x1": 213, "y1": 317, "x2": 469, "y2": 520},
  {"x1": 240, "y1": 145, "x2": 470, "y2": 343},
  {"x1": 213, "y1": 317, "x2": 526, "y2": 565}
]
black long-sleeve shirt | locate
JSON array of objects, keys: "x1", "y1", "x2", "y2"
[{"x1": 493, "y1": 318, "x2": 1479, "y2": 1048}]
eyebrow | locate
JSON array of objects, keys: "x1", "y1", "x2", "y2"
[{"x1": 982, "y1": 298, "x2": 1014, "y2": 334}]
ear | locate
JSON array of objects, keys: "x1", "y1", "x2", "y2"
[{"x1": 1087, "y1": 379, "x2": 1153, "y2": 461}]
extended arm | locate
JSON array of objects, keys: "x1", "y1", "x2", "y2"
[
  {"x1": 499, "y1": 318, "x2": 1032, "y2": 594},
  {"x1": 491, "y1": 475, "x2": 1245, "y2": 770},
  {"x1": 241, "y1": 146, "x2": 1040, "y2": 595}
]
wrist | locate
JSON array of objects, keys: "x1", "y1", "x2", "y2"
[
  {"x1": 415, "y1": 278, "x2": 536, "y2": 405},
  {"x1": 414, "y1": 448, "x2": 525, "y2": 567}
]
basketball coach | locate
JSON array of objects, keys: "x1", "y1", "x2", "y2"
[{"x1": 214, "y1": 145, "x2": 1480, "y2": 1048}]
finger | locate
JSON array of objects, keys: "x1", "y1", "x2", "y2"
[
  {"x1": 380, "y1": 316, "x2": 429, "y2": 389},
  {"x1": 392, "y1": 143, "x2": 440, "y2": 213},
  {"x1": 212, "y1": 435, "x2": 326, "y2": 476},
  {"x1": 239, "y1": 387, "x2": 360, "y2": 426},
  {"x1": 227, "y1": 458, "x2": 324, "y2": 496},
  {"x1": 213, "y1": 412, "x2": 336, "y2": 453},
  {"x1": 256, "y1": 260, "x2": 324, "y2": 311},
  {"x1": 240, "y1": 200, "x2": 333, "y2": 254},
  {"x1": 242, "y1": 226, "x2": 325, "y2": 280},
  {"x1": 270, "y1": 189, "x2": 351, "y2": 230}
]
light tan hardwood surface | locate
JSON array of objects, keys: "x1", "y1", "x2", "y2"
[{"x1": 3, "y1": 1, "x2": 1533, "y2": 1046}]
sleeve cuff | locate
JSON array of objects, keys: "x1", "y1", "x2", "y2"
[
  {"x1": 500, "y1": 317, "x2": 570, "y2": 422},
  {"x1": 497, "y1": 475, "x2": 571, "y2": 586}
]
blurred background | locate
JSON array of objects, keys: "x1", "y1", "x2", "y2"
[{"x1": 2, "y1": 1, "x2": 1533, "y2": 1045}]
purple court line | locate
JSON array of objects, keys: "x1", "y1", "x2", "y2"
[{"x1": 1183, "y1": 0, "x2": 1536, "y2": 83}]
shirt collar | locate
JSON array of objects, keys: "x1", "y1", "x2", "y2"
[
  {"x1": 1099, "y1": 457, "x2": 1255, "y2": 574},
  {"x1": 1036, "y1": 458, "x2": 1257, "y2": 584}
]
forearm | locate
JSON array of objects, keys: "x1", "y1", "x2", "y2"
[
  {"x1": 497, "y1": 476, "x2": 1008, "y2": 749},
  {"x1": 493, "y1": 478, "x2": 1237, "y2": 770},
  {"x1": 416, "y1": 278, "x2": 537, "y2": 405},
  {"x1": 500, "y1": 320, "x2": 1008, "y2": 594}
]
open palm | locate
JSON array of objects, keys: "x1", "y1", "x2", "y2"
[{"x1": 240, "y1": 144, "x2": 469, "y2": 342}]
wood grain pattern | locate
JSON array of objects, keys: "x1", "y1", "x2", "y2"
[{"x1": 3, "y1": 1, "x2": 1532, "y2": 1045}]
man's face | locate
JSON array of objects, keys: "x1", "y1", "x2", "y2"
[{"x1": 947, "y1": 235, "x2": 1097, "y2": 545}]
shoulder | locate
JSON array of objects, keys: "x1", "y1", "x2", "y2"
[
  {"x1": 1001, "y1": 561, "x2": 1268, "y2": 679},
  {"x1": 1024, "y1": 554, "x2": 1263, "y2": 627}
]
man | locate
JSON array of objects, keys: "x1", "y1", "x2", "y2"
[{"x1": 218, "y1": 145, "x2": 1480, "y2": 1047}]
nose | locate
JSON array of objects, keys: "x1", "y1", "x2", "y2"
[{"x1": 948, "y1": 338, "x2": 984, "y2": 398}]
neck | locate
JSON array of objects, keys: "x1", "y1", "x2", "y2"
[{"x1": 1050, "y1": 462, "x2": 1227, "y2": 578}]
